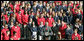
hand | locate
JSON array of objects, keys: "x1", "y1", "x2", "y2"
[
  {"x1": 18, "y1": 38, "x2": 20, "y2": 40},
  {"x1": 10, "y1": 38, "x2": 13, "y2": 40}
]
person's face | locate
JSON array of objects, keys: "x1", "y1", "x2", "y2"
[
  {"x1": 62, "y1": 21, "x2": 64, "y2": 25},
  {"x1": 58, "y1": 20, "x2": 60, "y2": 23},
  {"x1": 61, "y1": 9, "x2": 63, "y2": 13},
  {"x1": 49, "y1": 15, "x2": 52, "y2": 18},
  {"x1": 6, "y1": 11, "x2": 8, "y2": 15},
  {"x1": 1, "y1": 13, "x2": 4, "y2": 16},
  {"x1": 5, "y1": 25, "x2": 8, "y2": 29},
  {"x1": 15, "y1": 22, "x2": 18, "y2": 26},
  {"x1": 43, "y1": 2, "x2": 46, "y2": 5},
  {"x1": 11, "y1": 22, "x2": 13, "y2": 25},
  {"x1": 53, "y1": 3, "x2": 55, "y2": 6},
  {"x1": 41, "y1": 14, "x2": 43, "y2": 18},
  {"x1": 74, "y1": 30, "x2": 77, "y2": 34}
]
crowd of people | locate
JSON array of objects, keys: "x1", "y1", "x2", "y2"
[{"x1": 1, "y1": 1, "x2": 83, "y2": 40}]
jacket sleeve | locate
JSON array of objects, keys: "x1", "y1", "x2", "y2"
[
  {"x1": 78, "y1": 34, "x2": 81, "y2": 40},
  {"x1": 18, "y1": 27, "x2": 21, "y2": 38},
  {"x1": 72, "y1": 34, "x2": 74, "y2": 40}
]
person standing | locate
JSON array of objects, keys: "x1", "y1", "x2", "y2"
[
  {"x1": 31, "y1": 22, "x2": 37, "y2": 40},
  {"x1": 43, "y1": 22, "x2": 53, "y2": 40},
  {"x1": 1, "y1": 24, "x2": 9, "y2": 40},
  {"x1": 72, "y1": 29, "x2": 81, "y2": 40},
  {"x1": 11, "y1": 22, "x2": 21, "y2": 40},
  {"x1": 46, "y1": 15, "x2": 54, "y2": 27}
]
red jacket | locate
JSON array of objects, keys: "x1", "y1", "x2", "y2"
[
  {"x1": 15, "y1": 4, "x2": 20, "y2": 12},
  {"x1": 23, "y1": 14, "x2": 29, "y2": 25},
  {"x1": 11, "y1": 26, "x2": 20, "y2": 38},
  {"x1": 46, "y1": 18, "x2": 54, "y2": 27},
  {"x1": 4, "y1": 35, "x2": 9, "y2": 40},
  {"x1": 80, "y1": 10, "x2": 83, "y2": 15},
  {"x1": 72, "y1": 8, "x2": 78, "y2": 16},
  {"x1": 16, "y1": 14, "x2": 22, "y2": 24},
  {"x1": 37, "y1": 17, "x2": 45, "y2": 26},
  {"x1": 72, "y1": 33, "x2": 81, "y2": 40},
  {"x1": 20, "y1": 9, "x2": 24, "y2": 16},
  {"x1": 1, "y1": 28, "x2": 9, "y2": 40},
  {"x1": 59, "y1": 24, "x2": 67, "y2": 38},
  {"x1": 37, "y1": 18, "x2": 40, "y2": 26},
  {"x1": 3, "y1": 14, "x2": 9, "y2": 23},
  {"x1": 10, "y1": 4, "x2": 13, "y2": 10}
]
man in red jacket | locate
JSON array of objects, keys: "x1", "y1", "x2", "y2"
[
  {"x1": 1, "y1": 24, "x2": 9, "y2": 40},
  {"x1": 11, "y1": 31, "x2": 20, "y2": 40},
  {"x1": 3, "y1": 11, "x2": 9, "y2": 24},
  {"x1": 46, "y1": 15, "x2": 54, "y2": 27},
  {"x1": 37, "y1": 14, "x2": 45, "y2": 26},
  {"x1": 11, "y1": 22, "x2": 21, "y2": 40},
  {"x1": 22, "y1": 11, "x2": 29, "y2": 39},
  {"x1": 10, "y1": 2, "x2": 13, "y2": 10},
  {"x1": 72, "y1": 29, "x2": 81, "y2": 40},
  {"x1": 15, "y1": 1, "x2": 21, "y2": 12},
  {"x1": 4, "y1": 31, "x2": 10, "y2": 40},
  {"x1": 59, "y1": 21, "x2": 67, "y2": 38},
  {"x1": 16, "y1": 11, "x2": 22, "y2": 24},
  {"x1": 23, "y1": 11, "x2": 29, "y2": 25}
]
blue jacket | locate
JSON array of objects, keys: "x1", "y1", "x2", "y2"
[
  {"x1": 62, "y1": 6, "x2": 67, "y2": 12},
  {"x1": 67, "y1": 15, "x2": 73, "y2": 24},
  {"x1": 31, "y1": 27, "x2": 37, "y2": 32},
  {"x1": 54, "y1": 16, "x2": 59, "y2": 22},
  {"x1": 37, "y1": 5, "x2": 43, "y2": 13},
  {"x1": 63, "y1": 16, "x2": 68, "y2": 23},
  {"x1": 78, "y1": 25, "x2": 83, "y2": 34},
  {"x1": 65, "y1": 28, "x2": 73, "y2": 39}
]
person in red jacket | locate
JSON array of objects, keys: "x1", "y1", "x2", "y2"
[
  {"x1": 4, "y1": 31, "x2": 10, "y2": 40},
  {"x1": 46, "y1": 15, "x2": 54, "y2": 27},
  {"x1": 11, "y1": 22, "x2": 21, "y2": 40},
  {"x1": 1, "y1": 24, "x2": 9, "y2": 40},
  {"x1": 59, "y1": 21, "x2": 67, "y2": 38},
  {"x1": 72, "y1": 29, "x2": 81, "y2": 40},
  {"x1": 20, "y1": 7, "x2": 24, "y2": 16},
  {"x1": 10, "y1": 2, "x2": 13, "y2": 10},
  {"x1": 37, "y1": 14, "x2": 45, "y2": 26},
  {"x1": 11, "y1": 31, "x2": 20, "y2": 40},
  {"x1": 23, "y1": 11, "x2": 29, "y2": 25},
  {"x1": 16, "y1": 11, "x2": 22, "y2": 24},
  {"x1": 15, "y1": 1, "x2": 21, "y2": 12},
  {"x1": 3, "y1": 11, "x2": 9, "y2": 24}
]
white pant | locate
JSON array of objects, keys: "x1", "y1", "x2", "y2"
[
  {"x1": 39, "y1": 35, "x2": 43, "y2": 40},
  {"x1": 32, "y1": 32, "x2": 37, "y2": 40}
]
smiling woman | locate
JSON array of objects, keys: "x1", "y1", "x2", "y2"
[{"x1": 1, "y1": 1, "x2": 83, "y2": 40}]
